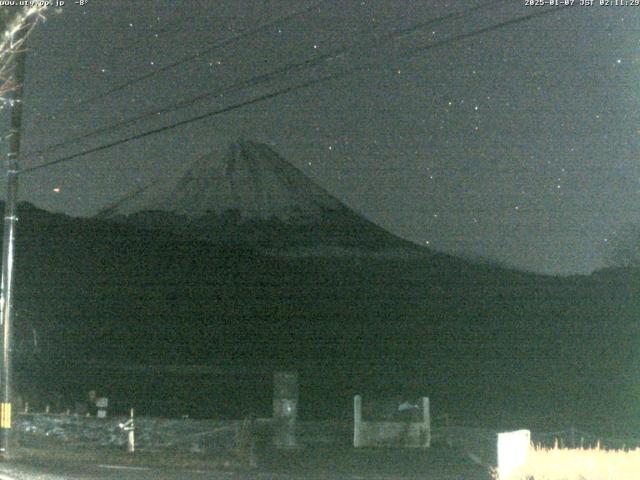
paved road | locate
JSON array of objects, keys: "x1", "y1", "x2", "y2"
[
  {"x1": 0, "y1": 464, "x2": 487, "y2": 480},
  {"x1": 0, "y1": 461, "x2": 246, "y2": 480},
  {"x1": 0, "y1": 445, "x2": 493, "y2": 480}
]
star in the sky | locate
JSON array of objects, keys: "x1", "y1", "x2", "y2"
[{"x1": 16, "y1": 0, "x2": 638, "y2": 275}]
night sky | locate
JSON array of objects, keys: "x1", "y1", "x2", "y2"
[{"x1": 1, "y1": 1, "x2": 638, "y2": 275}]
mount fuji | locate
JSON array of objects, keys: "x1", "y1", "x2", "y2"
[
  {"x1": 4, "y1": 147, "x2": 636, "y2": 427},
  {"x1": 99, "y1": 139, "x2": 426, "y2": 256}
]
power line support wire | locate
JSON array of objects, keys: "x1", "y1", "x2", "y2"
[
  {"x1": 22, "y1": 4, "x2": 572, "y2": 175},
  {"x1": 0, "y1": 29, "x2": 27, "y2": 459},
  {"x1": 24, "y1": 0, "x2": 506, "y2": 161}
]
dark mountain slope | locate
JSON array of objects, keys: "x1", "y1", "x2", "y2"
[
  {"x1": 99, "y1": 140, "x2": 426, "y2": 256},
  {"x1": 6, "y1": 203, "x2": 639, "y2": 432}
]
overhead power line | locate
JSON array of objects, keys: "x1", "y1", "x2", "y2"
[
  {"x1": 25, "y1": 0, "x2": 506, "y2": 160},
  {"x1": 21, "y1": 5, "x2": 572, "y2": 175},
  {"x1": 24, "y1": 48, "x2": 343, "y2": 160},
  {"x1": 28, "y1": 0, "x2": 326, "y2": 129}
]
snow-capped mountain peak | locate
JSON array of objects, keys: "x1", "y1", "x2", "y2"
[
  {"x1": 99, "y1": 139, "x2": 424, "y2": 256},
  {"x1": 104, "y1": 140, "x2": 345, "y2": 221}
]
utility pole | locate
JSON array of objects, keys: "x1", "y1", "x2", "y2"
[{"x1": 0, "y1": 38, "x2": 27, "y2": 458}]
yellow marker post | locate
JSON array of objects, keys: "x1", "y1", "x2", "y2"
[{"x1": 0, "y1": 403, "x2": 11, "y2": 429}]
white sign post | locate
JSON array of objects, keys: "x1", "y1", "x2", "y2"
[{"x1": 96, "y1": 397, "x2": 108, "y2": 418}]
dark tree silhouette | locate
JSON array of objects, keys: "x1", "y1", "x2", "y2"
[{"x1": 0, "y1": 6, "x2": 47, "y2": 98}]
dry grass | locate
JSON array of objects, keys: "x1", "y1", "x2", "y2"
[
  {"x1": 0, "y1": 6, "x2": 47, "y2": 99},
  {"x1": 502, "y1": 443, "x2": 640, "y2": 480}
]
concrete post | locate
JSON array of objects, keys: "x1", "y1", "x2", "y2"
[
  {"x1": 422, "y1": 397, "x2": 431, "y2": 447},
  {"x1": 273, "y1": 371, "x2": 298, "y2": 448},
  {"x1": 353, "y1": 395, "x2": 362, "y2": 447},
  {"x1": 127, "y1": 408, "x2": 135, "y2": 453}
]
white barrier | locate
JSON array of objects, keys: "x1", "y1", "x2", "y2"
[
  {"x1": 497, "y1": 429, "x2": 530, "y2": 480},
  {"x1": 353, "y1": 395, "x2": 430, "y2": 448}
]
